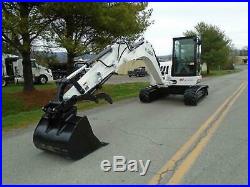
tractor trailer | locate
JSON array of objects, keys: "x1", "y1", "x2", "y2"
[{"x1": 2, "y1": 54, "x2": 53, "y2": 86}]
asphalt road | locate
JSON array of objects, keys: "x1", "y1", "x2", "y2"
[{"x1": 2, "y1": 65, "x2": 248, "y2": 184}]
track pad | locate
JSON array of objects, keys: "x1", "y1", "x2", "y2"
[{"x1": 95, "y1": 92, "x2": 113, "y2": 104}]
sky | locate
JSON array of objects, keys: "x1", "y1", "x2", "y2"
[{"x1": 144, "y1": 2, "x2": 248, "y2": 56}]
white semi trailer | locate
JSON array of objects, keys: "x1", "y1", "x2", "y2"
[{"x1": 2, "y1": 54, "x2": 53, "y2": 86}]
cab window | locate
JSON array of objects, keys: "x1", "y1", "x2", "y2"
[{"x1": 172, "y1": 38, "x2": 197, "y2": 77}]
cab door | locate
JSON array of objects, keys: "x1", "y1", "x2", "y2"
[{"x1": 171, "y1": 36, "x2": 200, "y2": 77}]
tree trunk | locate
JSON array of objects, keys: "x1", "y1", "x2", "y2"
[
  {"x1": 67, "y1": 52, "x2": 75, "y2": 74},
  {"x1": 19, "y1": 3, "x2": 34, "y2": 92},
  {"x1": 22, "y1": 51, "x2": 34, "y2": 92},
  {"x1": 206, "y1": 63, "x2": 210, "y2": 75},
  {"x1": 65, "y1": 18, "x2": 75, "y2": 74}
]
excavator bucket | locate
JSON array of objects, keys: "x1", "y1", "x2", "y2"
[{"x1": 33, "y1": 110, "x2": 105, "y2": 160}]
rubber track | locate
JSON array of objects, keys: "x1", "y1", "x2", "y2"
[
  {"x1": 184, "y1": 86, "x2": 208, "y2": 106},
  {"x1": 139, "y1": 87, "x2": 166, "y2": 103}
]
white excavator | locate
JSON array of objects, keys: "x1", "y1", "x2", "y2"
[{"x1": 33, "y1": 36, "x2": 208, "y2": 159}]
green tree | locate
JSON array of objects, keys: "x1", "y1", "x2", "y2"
[
  {"x1": 2, "y1": 41, "x2": 19, "y2": 55},
  {"x1": 43, "y1": 3, "x2": 152, "y2": 72},
  {"x1": 32, "y1": 51, "x2": 59, "y2": 67},
  {"x1": 184, "y1": 22, "x2": 231, "y2": 74},
  {"x1": 2, "y1": 3, "x2": 53, "y2": 91}
]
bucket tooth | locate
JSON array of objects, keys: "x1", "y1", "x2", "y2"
[{"x1": 33, "y1": 114, "x2": 106, "y2": 160}]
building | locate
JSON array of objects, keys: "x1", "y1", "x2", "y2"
[{"x1": 234, "y1": 56, "x2": 248, "y2": 64}]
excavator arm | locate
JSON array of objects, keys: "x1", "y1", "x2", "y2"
[
  {"x1": 62, "y1": 39, "x2": 164, "y2": 102},
  {"x1": 33, "y1": 39, "x2": 165, "y2": 160}
]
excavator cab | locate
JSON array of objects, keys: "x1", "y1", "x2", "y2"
[{"x1": 172, "y1": 36, "x2": 201, "y2": 77}]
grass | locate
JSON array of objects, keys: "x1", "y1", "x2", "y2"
[
  {"x1": 2, "y1": 82, "x2": 148, "y2": 131},
  {"x1": 2, "y1": 82, "x2": 56, "y2": 93},
  {"x1": 2, "y1": 83, "x2": 57, "y2": 116},
  {"x1": 2, "y1": 68, "x2": 241, "y2": 131},
  {"x1": 202, "y1": 68, "x2": 241, "y2": 77}
]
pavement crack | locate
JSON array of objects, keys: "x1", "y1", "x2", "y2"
[{"x1": 155, "y1": 106, "x2": 227, "y2": 184}]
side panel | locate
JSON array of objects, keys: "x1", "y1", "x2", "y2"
[
  {"x1": 15, "y1": 59, "x2": 24, "y2": 77},
  {"x1": 170, "y1": 75, "x2": 202, "y2": 86}
]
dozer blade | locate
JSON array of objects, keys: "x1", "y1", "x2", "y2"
[{"x1": 33, "y1": 115, "x2": 106, "y2": 160}]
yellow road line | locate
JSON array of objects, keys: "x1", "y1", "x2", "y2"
[
  {"x1": 148, "y1": 81, "x2": 247, "y2": 184},
  {"x1": 168, "y1": 82, "x2": 246, "y2": 184}
]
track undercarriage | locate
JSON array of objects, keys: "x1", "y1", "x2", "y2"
[{"x1": 139, "y1": 85, "x2": 209, "y2": 106}]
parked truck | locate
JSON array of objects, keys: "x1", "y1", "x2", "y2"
[
  {"x1": 128, "y1": 66, "x2": 147, "y2": 77},
  {"x1": 2, "y1": 54, "x2": 53, "y2": 87}
]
